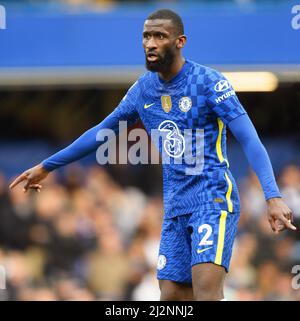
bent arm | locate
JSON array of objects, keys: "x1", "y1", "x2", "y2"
[{"x1": 228, "y1": 113, "x2": 281, "y2": 200}]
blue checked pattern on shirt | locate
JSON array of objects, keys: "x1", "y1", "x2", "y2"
[{"x1": 114, "y1": 60, "x2": 246, "y2": 218}]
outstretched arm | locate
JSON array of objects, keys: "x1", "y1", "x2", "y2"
[
  {"x1": 9, "y1": 110, "x2": 124, "y2": 192},
  {"x1": 10, "y1": 81, "x2": 140, "y2": 192},
  {"x1": 228, "y1": 114, "x2": 296, "y2": 232},
  {"x1": 41, "y1": 111, "x2": 122, "y2": 172}
]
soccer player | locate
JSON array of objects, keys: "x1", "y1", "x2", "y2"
[{"x1": 10, "y1": 9, "x2": 296, "y2": 301}]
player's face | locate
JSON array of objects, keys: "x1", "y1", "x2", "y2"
[{"x1": 143, "y1": 19, "x2": 178, "y2": 73}]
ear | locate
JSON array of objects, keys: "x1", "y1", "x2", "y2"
[{"x1": 176, "y1": 35, "x2": 187, "y2": 49}]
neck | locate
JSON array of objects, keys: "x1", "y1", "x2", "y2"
[{"x1": 158, "y1": 56, "x2": 185, "y2": 82}]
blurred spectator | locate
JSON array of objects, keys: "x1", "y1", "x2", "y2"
[
  {"x1": 1, "y1": 163, "x2": 300, "y2": 300},
  {"x1": 280, "y1": 165, "x2": 300, "y2": 229},
  {"x1": 240, "y1": 170, "x2": 266, "y2": 218},
  {"x1": 85, "y1": 227, "x2": 130, "y2": 299}
]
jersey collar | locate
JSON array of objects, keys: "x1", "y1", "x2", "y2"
[{"x1": 153, "y1": 59, "x2": 191, "y2": 88}]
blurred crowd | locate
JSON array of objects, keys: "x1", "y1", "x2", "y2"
[{"x1": 0, "y1": 163, "x2": 300, "y2": 301}]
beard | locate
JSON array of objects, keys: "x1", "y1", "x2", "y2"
[{"x1": 145, "y1": 47, "x2": 176, "y2": 73}]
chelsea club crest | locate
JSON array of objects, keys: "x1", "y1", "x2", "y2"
[{"x1": 178, "y1": 97, "x2": 192, "y2": 112}]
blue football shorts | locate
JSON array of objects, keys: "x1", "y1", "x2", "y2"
[{"x1": 157, "y1": 210, "x2": 240, "y2": 283}]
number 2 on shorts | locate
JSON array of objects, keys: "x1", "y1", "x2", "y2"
[{"x1": 198, "y1": 224, "x2": 213, "y2": 246}]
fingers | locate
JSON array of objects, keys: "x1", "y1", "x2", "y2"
[
  {"x1": 269, "y1": 215, "x2": 296, "y2": 233},
  {"x1": 23, "y1": 180, "x2": 31, "y2": 193},
  {"x1": 10, "y1": 172, "x2": 42, "y2": 193},
  {"x1": 273, "y1": 214, "x2": 297, "y2": 232},
  {"x1": 281, "y1": 215, "x2": 297, "y2": 231},
  {"x1": 9, "y1": 172, "x2": 28, "y2": 189},
  {"x1": 23, "y1": 183, "x2": 42, "y2": 193},
  {"x1": 286, "y1": 212, "x2": 294, "y2": 224},
  {"x1": 268, "y1": 218, "x2": 277, "y2": 233},
  {"x1": 275, "y1": 219, "x2": 285, "y2": 233}
]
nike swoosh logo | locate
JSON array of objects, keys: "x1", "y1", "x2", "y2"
[
  {"x1": 144, "y1": 103, "x2": 155, "y2": 109},
  {"x1": 197, "y1": 246, "x2": 213, "y2": 254}
]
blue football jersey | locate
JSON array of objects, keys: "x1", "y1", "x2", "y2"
[{"x1": 113, "y1": 60, "x2": 246, "y2": 218}]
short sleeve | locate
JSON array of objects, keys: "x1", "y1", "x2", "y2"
[
  {"x1": 204, "y1": 69, "x2": 246, "y2": 124},
  {"x1": 113, "y1": 80, "x2": 140, "y2": 125}
]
